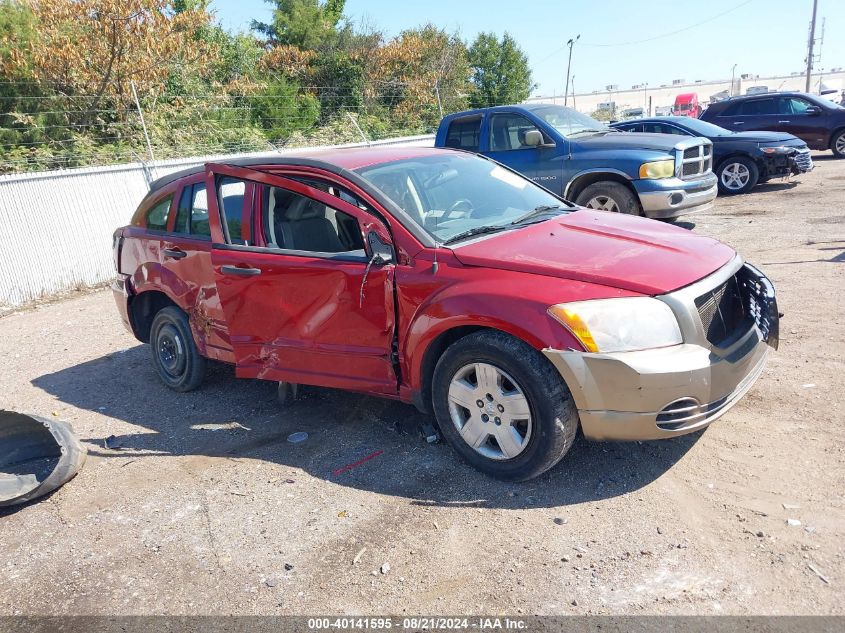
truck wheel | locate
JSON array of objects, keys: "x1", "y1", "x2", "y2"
[
  {"x1": 831, "y1": 129, "x2": 845, "y2": 158},
  {"x1": 431, "y1": 330, "x2": 579, "y2": 481},
  {"x1": 150, "y1": 306, "x2": 206, "y2": 392},
  {"x1": 716, "y1": 157, "x2": 759, "y2": 194},
  {"x1": 575, "y1": 182, "x2": 640, "y2": 215}
]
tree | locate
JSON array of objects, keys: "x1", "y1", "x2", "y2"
[
  {"x1": 5, "y1": 1, "x2": 214, "y2": 124},
  {"x1": 249, "y1": 77, "x2": 320, "y2": 140},
  {"x1": 252, "y1": 0, "x2": 345, "y2": 50},
  {"x1": 468, "y1": 32, "x2": 534, "y2": 108}
]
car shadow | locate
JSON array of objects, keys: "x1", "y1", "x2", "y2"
[
  {"x1": 30, "y1": 346, "x2": 703, "y2": 509},
  {"x1": 754, "y1": 181, "x2": 799, "y2": 193}
]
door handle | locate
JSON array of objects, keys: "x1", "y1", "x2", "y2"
[
  {"x1": 163, "y1": 248, "x2": 187, "y2": 260},
  {"x1": 778, "y1": 120, "x2": 791, "y2": 123},
  {"x1": 221, "y1": 265, "x2": 262, "y2": 277},
  {"x1": 732, "y1": 122, "x2": 744, "y2": 125}
]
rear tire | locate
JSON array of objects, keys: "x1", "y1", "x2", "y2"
[
  {"x1": 575, "y1": 182, "x2": 640, "y2": 215},
  {"x1": 831, "y1": 129, "x2": 845, "y2": 158},
  {"x1": 716, "y1": 156, "x2": 759, "y2": 195},
  {"x1": 150, "y1": 306, "x2": 206, "y2": 392},
  {"x1": 431, "y1": 330, "x2": 579, "y2": 481}
]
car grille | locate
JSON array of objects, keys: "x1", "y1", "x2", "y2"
[
  {"x1": 793, "y1": 148, "x2": 813, "y2": 172},
  {"x1": 695, "y1": 275, "x2": 746, "y2": 346},
  {"x1": 678, "y1": 143, "x2": 713, "y2": 179}
]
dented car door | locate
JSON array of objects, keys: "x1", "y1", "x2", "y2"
[{"x1": 204, "y1": 164, "x2": 398, "y2": 394}]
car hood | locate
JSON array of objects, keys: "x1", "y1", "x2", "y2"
[
  {"x1": 451, "y1": 210, "x2": 736, "y2": 295},
  {"x1": 574, "y1": 131, "x2": 684, "y2": 152},
  {"x1": 714, "y1": 131, "x2": 802, "y2": 144}
]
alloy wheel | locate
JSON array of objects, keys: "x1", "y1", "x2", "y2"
[
  {"x1": 836, "y1": 132, "x2": 845, "y2": 155},
  {"x1": 447, "y1": 362, "x2": 532, "y2": 461},
  {"x1": 583, "y1": 195, "x2": 620, "y2": 213},
  {"x1": 720, "y1": 162, "x2": 751, "y2": 190}
]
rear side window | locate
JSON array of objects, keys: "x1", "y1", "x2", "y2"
[
  {"x1": 218, "y1": 178, "x2": 248, "y2": 244},
  {"x1": 643, "y1": 122, "x2": 688, "y2": 136},
  {"x1": 723, "y1": 98, "x2": 776, "y2": 116},
  {"x1": 174, "y1": 183, "x2": 211, "y2": 238},
  {"x1": 445, "y1": 116, "x2": 481, "y2": 151},
  {"x1": 144, "y1": 195, "x2": 172, "y2": 231}
]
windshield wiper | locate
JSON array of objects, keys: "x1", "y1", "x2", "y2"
[
  {"x1": 442, "y1": 224, "x2": 513, "y2": 245},
  {"x1": 509, "y1": 204, "x2": 567, "y2": 226}
]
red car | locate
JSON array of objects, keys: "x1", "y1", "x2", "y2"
[{"x1": 112, "y1": 147, "x2": 779, "y2": 480}]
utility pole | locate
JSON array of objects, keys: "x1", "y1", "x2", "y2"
[
  {"x1": 564, "y1": 35, "x2": 580, "y2": 106},
  {"x1": 805, "y1": 0, "x2": 818, "y2": 92},
  {"x1": 730, "y1": 63, "x2": 737, "y2": 96}
]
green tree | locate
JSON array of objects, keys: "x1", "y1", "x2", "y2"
[
  {"x1": 467, "y1": 32, "x2": 534, "y2": 108},
  {"x1": 249, "y1": 77, "x2": 320, "y2": 140},
  {"x1": 252, "y1": 0, "x2": 345, "y2": 50}
]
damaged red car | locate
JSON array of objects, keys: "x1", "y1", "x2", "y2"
[{"x1": 112, "y1": 147, "x2": 779, "y2": 480}]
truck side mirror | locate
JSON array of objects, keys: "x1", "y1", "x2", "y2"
[{"x1": 523, "y1": 129, "x2": 543, "y2": 147}]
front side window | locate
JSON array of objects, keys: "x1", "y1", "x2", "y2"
[
  {"x1": 144, "y1": 195, "x2": 172, "y2": 231},
  {"x1": 357, "y1": 153, "x2": 571, "y2": 244},
  {"x1": 643, "y1": 123, "x2": 688, "y2": 136},
  {"x1": 445, "y1": 117, "x2": 481, "y2": 152},
  {"x1": 780, "y1": 97, "x2": 812, "y2": 115},
  {"x1": 261, "y1": 185, "x2": 364, "y2": 254},
  {"x1": 489, "y1": 114, "x2": 542, "y2": 151}
]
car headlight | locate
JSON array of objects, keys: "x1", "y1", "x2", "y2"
[
  {"x1": 548, "y1": 297, "x2": 682, "y2": 353},
  {"x1": 638, "y1": 160, "x2": 675, "y2": 179},
  {"x1": 760, "y1": 146, "x2": 790, "y2": 154}
]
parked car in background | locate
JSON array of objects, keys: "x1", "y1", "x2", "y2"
[
  {"x1": 672, "y1": 93, "x2": 702, "y2": 117},
  {"x1": 655, "y1": 105, "x2": 673, "y2": 116},
  {"x1": 435, "y1": 104, "x2": 717, "y2": 219},
  {"x1": 621, "y1": 107, "x2": 644, "y2": 119},
  {"x1": 112, "y1": 147, "x2": 779, "y2": 480},
  {"x1": 700, "y1": 91, "x2": 845, "y2": 158},
  {"x1": 610, "y1": 116, "x2": 813, "y2": 195},
  {"x1": 746, "y1": 86, "x2": 769, "y2": 95}
]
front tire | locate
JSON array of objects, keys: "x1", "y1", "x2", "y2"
[
  {"x1": 717, "y1": 156, "x2": 759, "y2": 194},
  {"x1": 431, "y1": 331, "x2": 579, "y2": 481},
  {"x1": 575, "y1": 181, "x2": 640, "y2": 215},
  {"x1": 150, "y1": 306, "x2": 206, "y2": 392},
  {"x1": 831, "y1": 129, "x2": 845, "y2": 158}
]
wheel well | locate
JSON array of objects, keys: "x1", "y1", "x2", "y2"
[
  {"x1": 415, "y1": 325, "x2": 487, "y2": 414},
  {"x1": 715, "y1": 153, "x2": 758, "y2": 175},
  {"x1": 566, "y1": 172, "x2": 636, "y2": 203},
  {"x1": 129, "y1": 291, "x2": 178, "y2": 343},
  {"x1": 830, "y1": 126, "x2": 845, "y2": 149}
]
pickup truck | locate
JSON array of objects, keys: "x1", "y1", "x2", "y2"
[{"x1": 434, "y1": 104, "x2": 718, "y2": 219}]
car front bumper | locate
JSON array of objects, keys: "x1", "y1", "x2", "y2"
[
  {"x1": 542, "y1": 258, "x2": 778, "y2": 441},
  {"x1": 636, "y1": 175, "x2": 718, "y2": 219}
]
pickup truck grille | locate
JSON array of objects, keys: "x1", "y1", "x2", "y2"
[{"x1": 679, "y1": 143, "x2": 713, "y2": 179}]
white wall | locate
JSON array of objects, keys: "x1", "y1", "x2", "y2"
[
  {"x1": 0, "y1": 135, "x2": 434, "y2": 309},
  {"x1": 527, "y1": 71, "x2": 845, "y2": 116}
]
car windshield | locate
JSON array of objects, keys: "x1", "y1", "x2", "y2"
[
  {"x1": 356, "y1": 153, "x2": 572, "y2": 244},
  {"x1": 672, "y1": 117, "x2": 734, "y2": 137},
  {"x1": 530, "y1": 105, "x2": 612, "y2": 137}
]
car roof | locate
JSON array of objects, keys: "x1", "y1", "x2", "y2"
[
  {"x1": 612, "y1": 116, "x2": 692, "y2": 125},
  {"x1": 715, "y1": 91, "x2": 810, "y2": 103},
  {"x1": 442, "y1": 103, "x2": 563, "y2": 120},
  {"x1": 147, "y1": 146, "x2": 452, "y2": 194}
]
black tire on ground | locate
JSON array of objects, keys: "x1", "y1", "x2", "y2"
[
  {"x1": 716, "y1": 156, "x2": 759, "y2": 195},
  {"x1": 574, "y1": 181, "x2": 640, "y2": 215},
  {"x1": 149, "y1": 306, "x2": 206, "y2": 392},
  {"x1": 431, "y1": 330, "x2": 579, "y2": 481},
  {"x1": 831, "y1": 129, "x2": 845, "y2": 158}
]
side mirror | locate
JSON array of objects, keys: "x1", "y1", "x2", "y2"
[
  {"x1": 523, "y1": 129, "x2": 543, "y2": 147},
  {"x1": 805, "y1": 105, "x2": 822, "y2": 116},
  {"x1": 367, "y1": 232, "x2": 394, "y2": 265}
]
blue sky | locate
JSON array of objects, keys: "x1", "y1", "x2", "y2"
[{"x1": 211, "y1": 0, "x2": 845, "y2": 95}]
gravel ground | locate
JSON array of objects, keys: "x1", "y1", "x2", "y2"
[{"x1": 1, "y1": 154, "x2": 843, "y2": 616}]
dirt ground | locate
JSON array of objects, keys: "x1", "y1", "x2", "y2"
[{"x1": 1, "y1": 153, "x2": 843, "y2": 617}]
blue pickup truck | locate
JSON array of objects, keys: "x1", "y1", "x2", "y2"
[{"x1": 434, "y1": 104, "x2": 718, "y2": 219}]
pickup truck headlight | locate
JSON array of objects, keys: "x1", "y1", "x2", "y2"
[
  {"x1": 548, "y1": 297, "x2": 682, "y2": 353},
  {"x1": 638, "y1": 159, "x2": 675, "y2": 179}
]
